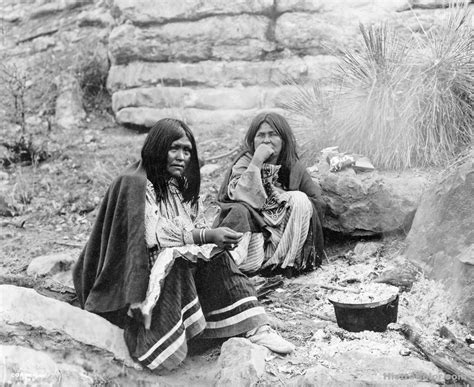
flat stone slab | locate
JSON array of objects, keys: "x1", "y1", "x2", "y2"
[
  {"x1": 111, "y1": 85, "x2": 307, "y2": 114},
  {"x1": 0, "y1": 285, "x2": 134, "y2": 367},
  {"x1": 107, "y1": 56, "x2": 337, "y2": 91},
  {"x1": 115, "y1": 107, "x2": 286, "y2": 128},
  {"x1": 296, "y1": 350, "x2": 444, "y2": 386}
]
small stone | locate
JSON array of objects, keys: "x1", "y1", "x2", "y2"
[
  {"x1": 312, "y1": 320, "x2": 330, "y2": 330},
  {"x1": 399, "y1": 348, "x2": 411, "y2": 356},
  {"x1": 353, "y1": 241, "x2": 382, "y2": 258},
  {"x1": 268, "y1": 315, "x2": 286, "y2": 330},
  {"x1": 83, "y1": 134, "x2": 96, "y2": 143},
  {"x1": 78, "y1": 9, "x2": 115, "y2": 28},
  {"x1": 58, "y1": 364, "x2": 95, "y2": 386},
  {"x1": 31, "y1": 36, "x2": 56, "y2": 52},
  {"x1": 50, "y1": 270, "x2": 75, "y2": 290},
  {"x1": 0, "y1": 195, "x2": 16, "y2": 217},
  {"x1": 27, "y1": 252, "x2": 77, "y2": 277},
  {"x1": 353, "y1": 156, "x2": 375, "y2": 173},
  {"x1": 215, "y1": 338, "x2": 268, "y2": 386},
  {"x1": 307, "y1": 164, "x2": 319, "y2": 177},
  {"x1": 387, "y1": 323, "x2": 402, "y2": 331},
  {"x1": 465, "y1": 335, "x2": 473, "y2": 345},
  {"x1": 25, "y1": 115, "x2": 43, "y2": 127}
]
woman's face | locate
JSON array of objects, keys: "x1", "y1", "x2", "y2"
[
  {"x1": 253, "y1": 122, "x2": 283, "y2": 164},
  {"x1": 166, "y1": 135, "x2": 192, "y2": 178}
]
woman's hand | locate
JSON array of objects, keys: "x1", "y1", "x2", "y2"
[
  {"x1": 251, "y1": 144, "x2": 275, "y2": 167},
  {"x1": 206, "y1": 227, "x2": 243, "y2": 249}
]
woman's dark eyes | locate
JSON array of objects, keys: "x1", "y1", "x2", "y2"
[
  {"x1": 171, "y1": 146, "x2": 191, "y2": 153},
  {"x1": 256, "y1": 132, "x2": 279, "y2": 138}
]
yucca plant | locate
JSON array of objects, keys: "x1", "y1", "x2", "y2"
[
  {"x1": 282, "y1": 4, "x2": 473, "y2": 170},
  {"x1": 408, "y1": 5, "x2": 473, "y2": 167},
  {"x1": 279, "y1": 80, "x2": 334, "y2": 160},
  {"x1": 331, "y1": 23, "x2": 416, "y2": 169}
]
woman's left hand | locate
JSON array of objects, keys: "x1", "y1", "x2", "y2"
[{"x1": 206, "y1": 227, "x2": 243, "y2": 249}]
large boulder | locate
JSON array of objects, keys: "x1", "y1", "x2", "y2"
[
  {"x1": 314, "y1": 167, "x2": 430, "y2": 236},
  {"x1": 0, "y1": 285, "x2": 135, "y2": 369},
  {"x1": 404, "y1": 155, "x2": 474, "y2": 326}
]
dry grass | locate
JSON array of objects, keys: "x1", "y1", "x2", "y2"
[
  {"x1": 280, "y1": 80, "x2": 334, "y2": 159},
  {"x1": 409, "y1": 6, "x2": 473, "y2": 167},
  {"x1": 9, "y1": 167, "x2": 36, "y2": 208},
  {"x1": 282, "y1": 4, "x2": 473, "y2": 170}
]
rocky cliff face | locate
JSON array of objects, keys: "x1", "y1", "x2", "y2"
[
  {"x1": 105, "y1": 0, "x2": 459, "y2": 129},
  {"x1": 1, "y1": 0, "x2": 463, "y2": 131}
]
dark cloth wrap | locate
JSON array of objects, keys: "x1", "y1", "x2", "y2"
[{"x1": 73, "y1": 161, "x2": 150, "y2": 324}]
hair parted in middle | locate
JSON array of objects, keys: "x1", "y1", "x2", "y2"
[
  {"x1": 244, "y1": 112, "x2": 299, "y2": 188},
  {"x1": 141, "y1": 118, "x2": 200, "y2": 205}
]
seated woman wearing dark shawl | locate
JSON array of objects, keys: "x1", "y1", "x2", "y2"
[
  {"x1": 215, "y1": 112, "x2": 325, "y2": 278},
  {"x1": 73, "y1": 118, "x2": 294, "y2": 373}
]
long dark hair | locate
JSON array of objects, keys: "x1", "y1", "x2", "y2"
[
  {"x1": 141, "y1": 118, "x2": 200, "y2": 204},
  {"x1": 244, "y1": 112, "x2": 299, "y2": 187}
]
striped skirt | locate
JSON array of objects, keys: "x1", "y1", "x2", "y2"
[
  {"x1": 124, "y1": 252, "x2": 268, "y2": 372},
  {"x1": 230, "y1": 190, "x2": 313, "y2": 274}
]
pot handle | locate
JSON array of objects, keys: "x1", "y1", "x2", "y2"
[{"x1": 384, "y1": 295, "x2": 399, "y2": 311}]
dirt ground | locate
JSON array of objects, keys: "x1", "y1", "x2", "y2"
[{"x1": 1, "y1": 114, "x2": 471, "y2": 385}]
